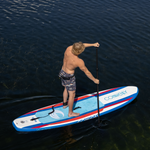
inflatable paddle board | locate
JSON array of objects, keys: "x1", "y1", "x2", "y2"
[{"x1": 12, "y1": 86, "x2": 138, "y2": 132}]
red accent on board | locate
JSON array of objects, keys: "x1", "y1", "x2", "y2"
[{"x1": 105, "y1": 97, "x2": 133, "y2": 109}]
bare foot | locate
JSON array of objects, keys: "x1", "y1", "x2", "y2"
[
  {"x1": 68, "y1": 112, "x2": 80, "y2": 117},
  {"x1": 63, "y1": 105, "x2": 68, "y2": 109},
  {"x1": 63, "y1": 101, "x2": 68, "y2": 109}
]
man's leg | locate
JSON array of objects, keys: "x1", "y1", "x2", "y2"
[
  {"x1": 63, "y1": 87, "x2": 68, "y2": 108},
  {"x1": 68, "y1": 90, "x2": 80, "y2": 117}
]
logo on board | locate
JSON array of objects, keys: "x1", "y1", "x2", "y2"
[
  {"x1": 104, "y1": 90, "x2": 127, "y2": 101},
  {"x1": 50, "y1": 110, "x2": 64, "y2": 119}
]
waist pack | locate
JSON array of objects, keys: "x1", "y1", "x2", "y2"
[{"x1": 60, "y1": 75, "x2": 75, "y2": 80}]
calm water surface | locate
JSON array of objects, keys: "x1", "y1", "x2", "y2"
[{"x1": 0, "y1": 0, "x2": 150, "y2": 150}]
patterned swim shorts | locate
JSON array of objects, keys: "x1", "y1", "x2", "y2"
[{"x1": 59, "y1": 69, "x2": 76, "y2": 91}]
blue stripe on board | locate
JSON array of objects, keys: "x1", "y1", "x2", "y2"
[
  {"x1": 13, "y1": 96, "x2": 132, "y2": 132},
  {"x1": 14, "y1": 94, "x2": 138, "y2": 132}
]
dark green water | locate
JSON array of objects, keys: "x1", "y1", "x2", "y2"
[{"x1": 0, "y1": 0, "x2": 150, "y2": 149}]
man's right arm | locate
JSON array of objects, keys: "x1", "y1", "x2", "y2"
[
  {"x1": 83, "y1": 42, "x2": 100, "y2": 48},
  {"x1": 78, "y1": 59, "x2": 99, "y2": 84}
]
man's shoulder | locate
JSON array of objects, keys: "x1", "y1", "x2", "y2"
[
  {"x1": 65, "y1": 45, "x2": 72, "y2": 54},
  {"x1": 66, "y1": 45, "x2": 72, "y2": 50}
]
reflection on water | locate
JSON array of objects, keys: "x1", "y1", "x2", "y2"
[{"x1": 62, "y1": 126, "x2": 77, "y2": 145}]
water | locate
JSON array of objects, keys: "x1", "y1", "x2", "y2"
[{"x1": 0, "y1": 0, "x2": 150, "y2": 149}]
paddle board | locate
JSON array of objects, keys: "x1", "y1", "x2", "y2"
[{"x1": 12, "y1": 86, "x2": 138, "y2": 132}]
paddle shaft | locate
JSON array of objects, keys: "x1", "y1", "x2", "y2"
[{"x1": 96, "y1": 47, "x2": 100, "y2": 124}]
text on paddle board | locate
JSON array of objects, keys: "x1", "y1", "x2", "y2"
[{"x1": 104, "y1": 90, "x2": 127, "y2": 101}]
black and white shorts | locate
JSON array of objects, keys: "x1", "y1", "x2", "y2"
[{"x1": 59, "y1": 69, "x2": 76, "y2": 91}]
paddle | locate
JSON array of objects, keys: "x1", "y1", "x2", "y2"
[{"x1": 96, "y1": 47, "x2": 100, "y2": 125}]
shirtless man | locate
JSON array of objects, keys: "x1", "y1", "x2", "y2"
[{"x1": 59, "y1": 42, "x2": 100, "y2": 117}]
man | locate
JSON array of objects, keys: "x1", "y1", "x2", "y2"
[{"x1": 59, "y1": 42, "x2": 100, "y2": 117}]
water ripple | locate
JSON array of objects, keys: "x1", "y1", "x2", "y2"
[{"x1": 0, "y1": 0, "x2": 150, "y2": 149}]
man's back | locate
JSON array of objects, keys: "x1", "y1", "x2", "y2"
[{"x1": 62, "y1": 46, "x2": 80, "y2": 74}]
